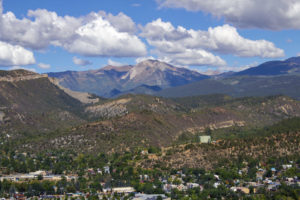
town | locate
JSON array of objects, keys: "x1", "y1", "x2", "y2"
[{"x1": 0, "y1": 141, "x2": 299, "y2": 200}]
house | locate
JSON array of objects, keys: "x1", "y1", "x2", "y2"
[
  {"x1": 112, "y1": 187, "x2": 135, "y2": 194},
  {"x1": 177, "y1": 184, "x2": 187, "y2": 191},
  {"x1": 133, "y1": 193, "x2": 168, "y2": 200},
  {"x1": 214, "y1": 175, "x2": 220, "y2": 181},
  {"x1": 87, "y1": 168, "x2": 95, "y2": 175},
  {"x1": 187, "y1": 183, "x2": 200, "y2": 189},
  {"x1": 140, "y1": 174, "x2": 149, "y2": 181},
  {"x1": 30, "y1": 170, "x2": 47, "y2": 176},
  {"x1": 230, "y1": 187, "x2": 250, "y2": 194},
  {"x1": 104, "y1": 166, "x2": 110, "y2": 174},
  {"x1": 213, "y1": 182, "x2": 221, "y2": 188},
  {"x1": 256, "y1": 169, "x2": 265, "y2": 181},
  {"x1": 14, "y1": 193, "x2": 25, "y2": 200},
  {"x1": 282, "y1": 165, "x2": 292, "y2": 170},
  {"x1": 199, "y1": 136, "x2": 212, "y2": 144}
]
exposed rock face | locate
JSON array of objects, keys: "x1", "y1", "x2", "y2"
[
  {"x1": 85, "y1": 98, "x2": 131, "y2": 118},
  {"x1": 0, "y1": 70, "x2": 48, "y2": 82},
  {"x1": 0, "y1": 111, "x2": 5, "y2": 122},
  {"x1": 49, "y1": 77, "x2": 100, "y2": 104},
  {"x1": 185, "y1": 120, "x2": 245, "y2": 134}
]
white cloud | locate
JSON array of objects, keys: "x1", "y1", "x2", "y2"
[
  {"x1": 107, "y1": 59, "x2": 126, "y2": 67},
  {"x1": 0, "y1": 41, "x2": 35, "y2": 66},
  {"x1": 205, "y1": 25, "x2": 284, "y2": 58},
  {"x1": 157, "y1": 0, "x2": 300, "y2": 30},
  {"x1": 297, "y1": 53, "x2": 300, "y2": 57},
  {"x1": 64, "y1": 13, "x2": 147, "y2": 57},
  {"x1": 0, "y1": 3, "x2": 146, "y2": 57},
  {"x1": 157, "y1": 49, "x2": 226, "y2": 67},
  {"x1": 0, "y1": 9, "x2": 82, "y2": 50},
  {"x1": 0, "y1": 0, "x2": 2, "y2": 15},
  {"x1": 73, "y1": 57, "x2": 92, "y2": 66},
  {"x1": 141, "y1": 19, "x2": 284, "y2": 60},
  {"x1": 38, "y1": 63, "x2": 51, "y2": 69},
  {"x1": 135, "y1": 56, "x2": 156, "y2": 64},
  {"x1": 98, "y1": 11, "x2": 137, "y2": 33}
]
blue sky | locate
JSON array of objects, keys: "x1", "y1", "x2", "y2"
[{"x1": 0, "y1": 0, "x2": 299, "y2": 74}]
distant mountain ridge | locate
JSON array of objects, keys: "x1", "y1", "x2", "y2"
[
  {"x1": 157, "y1": 57, "x2": 300, "y2": 99},
  {"x1": 48, "y1": 60, "x2": 208, "y2": 98},
  {"x1": 234, "y1": 56, "x2": 300, "y2": 76},
  {"x1": 48, "y1": 56, "x2": 300, "y2": 99}
]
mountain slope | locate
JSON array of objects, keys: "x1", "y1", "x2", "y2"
[
  {"x1": 48, "y1": 65, "x2": 132, "y2": 98},
  {"x1": 48, "y1": 60, "x2": 208, "y2": 98},
  {"x1": 234, "y1": 56, "x2": 300, "y2": 76},
  {"x1": 0, "y1": 70, "x2": 87, "y2": 135},
  {"x1": 157, "y1": 75, "x2": 300, "y2": 99},
  {"x1": 16, "y1": 94, "x2": 300, "y2": 154}
]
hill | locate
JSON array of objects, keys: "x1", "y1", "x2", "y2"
[
  {"x1": 13, "y1": 94, "x2": 300, "y2": 154},
  {"x1": 1, "y1": 69, "x2": 300, "y2": 155},
  {"x1": 137, "y1": 117, "x2": 300, "y2": 170},
  {"x1": 157, "y1": 75, "x2": 300, "y2": 99},
  {"x1": 0, "y1": 70, "x2": 88, "y2": 136}
]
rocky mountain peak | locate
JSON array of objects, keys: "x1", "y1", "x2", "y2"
[
  {"x1": 136, "y1": 59, "x2": 174, "y2": 71},
  {"x1": 121, "y1": 60, "x2": 177, "y2": 80}
]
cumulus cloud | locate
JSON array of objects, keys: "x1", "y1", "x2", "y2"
[
  {"x1": 0, "y1": 4, "x2": 146, "y2": 57},
  {"x1": 98, "y1": 11, "x2": 137, "y2": 33},
  {"x1": 157, "y1": 0, "x2": 300, "y2": 30},
  {"x1": 157, "y1": 49, "x2": 226, "y2": 67},
  {"x1": 0, "y1": 41, "x2": 35, "y2": 67},
  {"x1": 73, "y1": 57, "x2": 92, "y2": 66},
  {"x1": 0, "y1": 9, "x2": 82, "y2": 50},
  {"x1": 37, "y1": 63, "x2": 51, "y2": 69},
  {"x1": 64, "y1": 13, "x2": 147, "y2": 57},
  {"x1": 140, "y1": 19, "x2": 284, "y2": 67},
  {"x1": 204, "y1": 25, "x2": 284, "y2": 57},
  {"x1": 0, "y1": 0, "x2": 2, "y2": 15}
]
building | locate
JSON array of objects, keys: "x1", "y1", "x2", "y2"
[
  {"x1": 133, "y1": 193, "x2": 168, "y2": 200},
  {"x1": 199, "y1": 136, "x2": 212, "y2": 144},
  {"x1": 104, "y1": 166, "x2": 110, "y2": 174},
  {"x1": 14, "y1": 193, "x2": 25, "y2": 200},
  {"x1": 112, "y1": 187, "x2": 135, "y2": 194},
  {"x1": 230, "y1": 187, "x2": 250, "y2": 194}
]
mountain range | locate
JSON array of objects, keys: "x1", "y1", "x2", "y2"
[
  {"x1": 48, "y1": 57, "x2": 300, "y2": 99},
  {"x1": 48, "y1": 60, "x2": 208, "y2": 98},
  {"x1": 158, "y1": 57, "x2": 300, "y2": 99}
]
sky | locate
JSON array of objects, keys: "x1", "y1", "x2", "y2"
[{"x1": 0, "y1": 0, "x2": 300, "y2": 74}]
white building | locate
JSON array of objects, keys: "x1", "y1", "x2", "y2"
[
  {"x1": 112, "y1": 187, "x2": 135, "y2": 194},
  {"x1": 199, "y1": 136, "x2": 212, "y2": 144}
]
